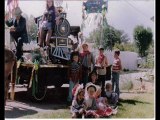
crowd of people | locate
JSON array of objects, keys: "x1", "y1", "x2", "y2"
[
  {"x1": 68, "y1": 43, "x2": 122, "y2": 118},
  {"x1": 5, "y1": 0, "x2": 122, "y2": 118}
]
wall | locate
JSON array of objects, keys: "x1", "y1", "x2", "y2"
[{"x1": 93, "y1": 50, "x2": 138, "y2": 70}]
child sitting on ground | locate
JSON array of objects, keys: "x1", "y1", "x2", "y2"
[
  {"x1": 94, "y1": 87, "x2": 113, "y2": 117},
  {"x1": 84, "y1": 83, "x2": 99, "y2": 118},
  {"x1": 105, "y1": 83, "x2": 118, "y2": 107},
  {"x1": 71, "y1": 84, "x2": 86, "y2": 118}
]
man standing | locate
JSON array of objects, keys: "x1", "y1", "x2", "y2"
[{"x1": 5, "y1": 7, "x2": 28, "y2": 60}]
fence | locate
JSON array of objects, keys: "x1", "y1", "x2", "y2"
[{"x1": 92, "y1": 50, "x2": 138, "y2": 70}]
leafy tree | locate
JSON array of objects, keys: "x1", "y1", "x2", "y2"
[
  {"x1": 133, "y1": 25, "x2": 153, "y2": 57},
  {"x1": 113, "y1": 42, "x2": 138, "y2": 52},
  {"x1": 88, "y1": 24, "x2": 129, "y2": 50},
  {"x1": 27, "y1": 15, "x2": 38, "y2": 42}
]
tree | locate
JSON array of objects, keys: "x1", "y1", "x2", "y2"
[
  {"x1": 88, "y1": 24, "x2": 129, "y2": 50},
  {"x1": 27, "y1": 15, "x2": 38, "y2": 42},
  {"x1": 133, "y1": 25, "x2": 153, "y2": 57},
  {"x1": 113, "y1": 42, "x2": 138, "y2": 52}
]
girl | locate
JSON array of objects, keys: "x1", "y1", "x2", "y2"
[
  {"x1": 88, "y1": 71, "x2": 99, "y2": 86},
  {"x1": 71, "y1": 84, "x2": 86, "y2": 118},
  {"x1": 95, "y1": 87, "x2": 113, "y2": 117},
  {"x1": 84, "y1": 83, "x2": 99, "y2": 118},
  {"x1": 38, "y1": 0, "x2": 59, "y2": 48}
]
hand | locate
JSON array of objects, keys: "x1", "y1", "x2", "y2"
[
  {"x1": 79, "y1": 108, "x2": 84, "y2": 114},
  {"x1": 5, "y1": 13, "x2": 9, "y2": 21},
  {"x1": 10, "y1": 27, "x2": 16, "y2": 32}
]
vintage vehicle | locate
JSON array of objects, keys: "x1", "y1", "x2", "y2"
[{"x1": 15, "y1": 6, "x2": 81, "y2": 101}]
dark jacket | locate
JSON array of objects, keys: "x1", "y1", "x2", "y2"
[{"x1": 6, "y1": 16, "x2": 28, "y2": 43}]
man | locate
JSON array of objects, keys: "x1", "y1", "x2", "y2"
[{"x1": 5, "y1": 7, "x2": 28, "y2": 60}]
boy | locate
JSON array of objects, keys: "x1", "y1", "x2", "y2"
[
  {"x1": 112, "y1": 50, "x2": 122, "y2": 99},
  {"x1": 105, "y1": 83, "x2": 118, "y2": 106},
  {"x1": 67, "y1": 52, "x2": 82, "y2": 104},
  {"x1": 80, "y1": 43, "x2": 95, "y2": 88},
  {"x1": 95, "y1": 47, "x2": 108, "y2": 96}
]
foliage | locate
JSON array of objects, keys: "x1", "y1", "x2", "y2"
[
  {"x1": 27, "y1": 15, "x2": 38, "y2": 42},
  {"x1": 141, "y1": 54, "x2": 154, "y2": 69},
  {"x1": 120, "y1": 80, "x2": 133, "y2": 91},
  {"x1": 113, "y1": 42, "x2": 138, "y2": 52},
  {"x1": 88, "y1": 24, "x2": 130, "y2": 50},
  {"x1": 133, "y1": 25, "x2": 153, "y2": 57}
]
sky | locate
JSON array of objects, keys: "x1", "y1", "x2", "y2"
[{"x1": 5, "y1": 0, "x2": 155, "y2": 42}]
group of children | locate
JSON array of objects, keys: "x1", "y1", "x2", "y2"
[
  {"x1": 71, "y1": 82, "x2": 118, "y2": 118},
  {"x1": 67, "y1": 45, "x2": 121, "y2": 118}
]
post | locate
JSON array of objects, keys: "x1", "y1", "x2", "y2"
[{"x1": 10, "y1": 61, "x2": 17, "y2": 100}]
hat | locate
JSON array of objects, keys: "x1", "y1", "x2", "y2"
[
  {"x1": 14, "y1": 7, "x2": 22, "y2": 17},
  {"x1": 98, "y1": 45, "x2": 104, "y2": 50},
  {"x1": 99, "y1": 47, "x2": 104, "y2": 50}
]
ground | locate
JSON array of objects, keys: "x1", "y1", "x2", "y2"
[{"x1": 5, "y1": 70, "x2": 154, "y2": 118}]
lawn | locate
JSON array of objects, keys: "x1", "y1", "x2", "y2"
[{"x1": 23, "y1": 92, "x2": 154, "y2": 118}]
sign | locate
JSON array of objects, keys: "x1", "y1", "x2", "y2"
[{"x1": 83, "y1": 0, "x2": 105, "y2": 13}]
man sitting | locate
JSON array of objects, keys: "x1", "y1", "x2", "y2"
[{"x1": 5, "y1": 7, "x2": 28, "y2": 60}]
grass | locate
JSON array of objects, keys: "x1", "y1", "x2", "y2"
[
  {"x1": 23, "y1": 92, "x2": 154, "y2": 118},
  {"x1": 112, "y1": 93, "x2": 154, "y2": 118},
  {"x1": 23, "y1": 109, "x2": 71, "y2": 118}
]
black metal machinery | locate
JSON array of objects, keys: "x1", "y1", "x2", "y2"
[{"x1": 16, "y1": 7, "x2": 81, "y2": 101}]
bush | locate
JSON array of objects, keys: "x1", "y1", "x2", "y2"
[
  {"x1": 141, "y1": 54, "x2": 154, "y2": 68},
  {"x1": 120, "y1": 80, "x2": 134, "y2": 91},
  {"x1": 113, "y1": 43, "x2": 138, "y2": 52}
]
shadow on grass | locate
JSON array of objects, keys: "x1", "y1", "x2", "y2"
[
  {"x1": 5, "y1": 105, "x2": 38, "y2": 118},
  {"x1": 119, "y1": 99, "x2": 151, "y2": 105},
  {"x1": 12, "y1": 87, "x2": 70, "y2": 111}
]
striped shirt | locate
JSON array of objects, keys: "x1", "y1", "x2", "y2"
[{"x1": 112, "y1": 58, "x2": 121, "y2": 72}]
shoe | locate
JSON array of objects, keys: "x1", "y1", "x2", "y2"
[{"x1": 111, "y1": 105, "x2": 118, "y2": 110}]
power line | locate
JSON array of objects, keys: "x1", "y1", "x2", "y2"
[{"x1": 123, "y1": 0, "x2": 154, "y2": 22}]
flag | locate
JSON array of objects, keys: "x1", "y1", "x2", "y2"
[{"x1": 7, "y1": 0, "x2": 19, "y2": 18}]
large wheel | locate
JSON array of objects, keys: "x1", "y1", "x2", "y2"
[{"x1": 55, "y1": 18, "x2": 70, "y2": 37}]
